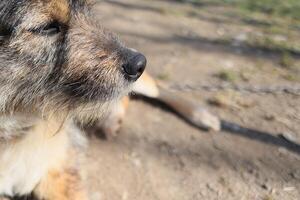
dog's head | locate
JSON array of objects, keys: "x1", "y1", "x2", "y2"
[{"x1": 0, "y1": 0, "x2": 146, "y2": 119}]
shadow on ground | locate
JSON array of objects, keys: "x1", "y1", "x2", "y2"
[{"x1": 133, "y1": 95, "x2": 300, "y2": 155}]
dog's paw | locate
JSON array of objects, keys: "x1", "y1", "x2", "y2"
[
  {"x1": 189, "y1": 107, "x2": 221, "y2": 132},
  {"x1": 99, "y1": 97, "x2": 129, "y2": 139}
]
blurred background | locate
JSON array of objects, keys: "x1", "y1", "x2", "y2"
[{"x1": 84, "y1": 0, "x2": 300, "y2": 199}]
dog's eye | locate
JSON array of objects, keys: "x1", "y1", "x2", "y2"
[
  {"x1": 41, "y1": 21, "x2": 61, "y2": 35},
  {"x1": 30, "y1": 21, "x2": 62, "y2": 36}
]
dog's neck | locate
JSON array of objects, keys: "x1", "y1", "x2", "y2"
[{"x1": 0, "y1": 113, "x2": 67, "y2": 141}]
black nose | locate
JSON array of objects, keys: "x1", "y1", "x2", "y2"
[{"x1": 122, "y1": 53, "x2": 146, "y2": 81}]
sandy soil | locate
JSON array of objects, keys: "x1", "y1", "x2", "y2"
[{"x1": 82, "y1": 1, "x2": 300, "y2": 199}]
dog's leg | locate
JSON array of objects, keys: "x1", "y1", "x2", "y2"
[
  {"x1": 133, "y1": 72, "x2": 221, "y2": 131},
  {"x1": 34, "y1": 167, "x2": 88, "y2": 200},
  {"x1": 101, "y1": 72, "x2": 220, "y2": 136},
  {"x1": 100, "y1": 96, "x2": 129, "y2": 138}
]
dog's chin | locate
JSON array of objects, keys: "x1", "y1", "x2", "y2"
[
  {"x1": 95, "y1": 80, "x2": 133, "y2": 102},
  {"x1": 69, "y1": 81, "x2": 133, "y2": 124}
]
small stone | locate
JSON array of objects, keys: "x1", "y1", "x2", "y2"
[
  {"x1": 278, "y1": 147, "x2": 289, "y2": 155},
  {"x1": 261, "y1": 184, "x2": 268, "y2": 190},
  {"x1": 283, "y1": 186, "x2": 295, "y2": 192},
  {"x1": 206, "y1": 183, "x2": 215, "y2": 192},
  {"x1": 264, "y1": 113, "x2": 276, "y2": 121},
  {"x1": 234, "y1": 33, "x2": 248, "y2": 42}
]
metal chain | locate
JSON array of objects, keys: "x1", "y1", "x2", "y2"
[{"x1": 169, "y1": 83, "x2": 300, "y2": 95}]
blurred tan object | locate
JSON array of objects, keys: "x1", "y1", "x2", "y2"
[
  {"x1": 100, "y1": 97, "x2": 129, "y2": 138},
  {"x1": 101, "y1": 72, "x2": 220, "y2": 136}
]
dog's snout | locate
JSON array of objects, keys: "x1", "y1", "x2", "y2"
[{"x1": 122, "y1": 53, "x2": 146, "y2": 81}]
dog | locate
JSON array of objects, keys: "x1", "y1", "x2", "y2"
[
  {"x1": 0, "y1": 0, "x2": 147, "y2": 199},
  {"x1": 0, "y1": 0, "x2": 221, "y2": 199}
]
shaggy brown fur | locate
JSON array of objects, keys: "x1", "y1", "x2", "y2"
[{"x1": 0, "y1": 0, "x2": 145, "y2": 199}]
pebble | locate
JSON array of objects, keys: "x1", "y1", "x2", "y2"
[{"x1": 283, "y1": 186, "x2": 295, "y2": 192}]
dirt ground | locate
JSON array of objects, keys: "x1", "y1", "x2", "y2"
[{"x1": 83, "y1": 1, "x2": 300, "y2": 199}]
